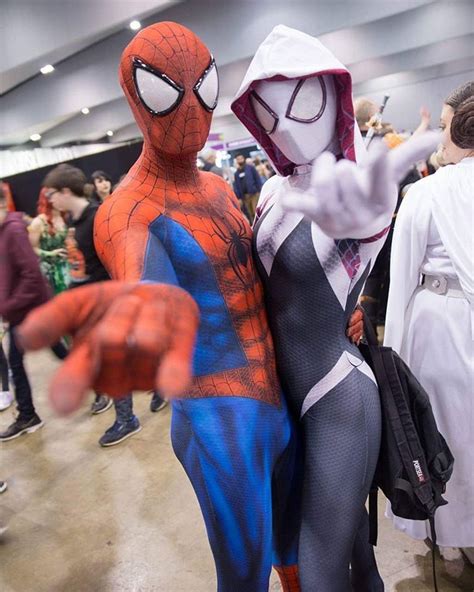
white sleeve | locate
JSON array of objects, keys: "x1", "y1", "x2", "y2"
[{"x1": 384, "y1": 179, "x2": 432, "y2": 354}]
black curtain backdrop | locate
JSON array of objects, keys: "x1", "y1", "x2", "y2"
[{"x1": 4, "y1": 141, "x2": 143, "y2": 216}]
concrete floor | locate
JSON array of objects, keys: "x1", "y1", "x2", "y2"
[{"x1": 0, "y1": 350, "x2": 472, "y2": 592}]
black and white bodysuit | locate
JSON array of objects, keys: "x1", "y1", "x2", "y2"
[
  {"x1": 231, "y1": 24, "x2": 394, "y2": 591},
  {"x1": 253, "y1": 172, "x2": 386, "y2": 591}
]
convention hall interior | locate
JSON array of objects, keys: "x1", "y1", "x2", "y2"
[{"x1": 1, "y1": 1, "x2": 473, "y2": 591}]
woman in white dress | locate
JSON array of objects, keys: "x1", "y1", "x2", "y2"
[{"x1": 384, "y1": 81, "x2": 474, "y2": 574}]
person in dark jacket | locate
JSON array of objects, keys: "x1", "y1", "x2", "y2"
[
  {"x1": 43, "y1": 165, "x2": 167, "y2": 446},
  {"x1": 42, "y1": 165, "x2": 120, "y2": 426},
  {"x1": 232, "y1": 154, "x2": 262, "y2": 222},
  {"x1": 0, "y1": 186, "x2": 50, "y2": 440}
]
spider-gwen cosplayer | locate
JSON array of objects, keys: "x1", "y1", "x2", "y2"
[{"x1": 232, "y1": 25, "x2": 438, "y2": 591}]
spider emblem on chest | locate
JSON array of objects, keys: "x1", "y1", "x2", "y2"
[{"x1": 210, "y1": 210, "x2": 253, "y2": 287}]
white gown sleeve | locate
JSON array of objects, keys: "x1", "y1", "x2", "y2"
[{"x1": 384, "y1": 178, "x2": 432, "y2": 354}]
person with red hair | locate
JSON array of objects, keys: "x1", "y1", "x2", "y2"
[{"x1": 29, "y1": 187, "x2": 69, "y2": 294}]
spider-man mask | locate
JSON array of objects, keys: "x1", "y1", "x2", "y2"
[{"x1": 120, "y1": 22, "x2": 219, "y2": 157}]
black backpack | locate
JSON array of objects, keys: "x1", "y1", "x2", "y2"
[{"x1": 359, "y1": 314, "x2": 454, "y2": 591}]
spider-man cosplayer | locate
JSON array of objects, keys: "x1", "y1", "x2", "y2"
[{"x1": 19, "y1": 22, "x2": 301, "y2": 591}]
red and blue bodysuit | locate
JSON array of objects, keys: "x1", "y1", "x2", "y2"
[{"x1": 93, "y1": 21, "x2": 299, "y2": 591}]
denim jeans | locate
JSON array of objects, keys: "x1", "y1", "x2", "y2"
[
  {"x1": 8, "y1": 325, "x2": 36, "y2": 420},
  {"x1": 114, "y1": 394, "x2": 135, "y2": 424}
]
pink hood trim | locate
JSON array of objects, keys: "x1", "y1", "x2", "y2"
[{"x1": 231, "y1": 26, "x2": 360, "y2": 176}]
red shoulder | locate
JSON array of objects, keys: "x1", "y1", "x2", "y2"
[
  {"x1": 199, "y1": 171, "x2": 241, "y2": 209},
  {"x1": 95, "y1": 189, "x2": 164, "y2": 241},
  {"x1": 94, "y1": 188, "x2": 164, "y2": 281}
]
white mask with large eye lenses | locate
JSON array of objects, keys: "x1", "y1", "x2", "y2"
[
  {"x1": 250, "y1": 91, "x2": 278, "y2": 134},
  {"x1": 286, "y1": 77, "x2": 327, "y2": 123},
  {"x1": 134, "y1": 59, "x2": 183, "y2": 116},
  {"x1": 194, "y1": 60, "x2": 219, "y2": 111}
]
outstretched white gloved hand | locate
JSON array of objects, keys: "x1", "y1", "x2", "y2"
[{"x1": 280, "y1": 131, "x2": 440, "y2": 239}]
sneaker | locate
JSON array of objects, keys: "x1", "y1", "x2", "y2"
[
  {"x1": 0, "y1": 391, "x2": 13, "y2": 412},
  {"x1": 0, "y1": 414, "x2": 43, "y2": 441},
  {"x1": 90, "y1": 394, "x2": 113, "y2": 415},
  {"x1": 150, "y1": 392, "x2": 168, "y2": 413},
  {"x1": 0, "y1": 481, "x2": 7, "y2": 493},
  {"x1": 99, "y1": 417, "x2": 141, "y2": 447},
  {"x1": 0, "y1": 523, "x2": 8, "y2": 536}
]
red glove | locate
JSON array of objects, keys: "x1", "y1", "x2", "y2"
[
  {"x1": 346, "y1": 307, "x2": 364, "y2": 344},
  {"x1": 16, "y1": 282, "x2": 199, "y2": 415}
]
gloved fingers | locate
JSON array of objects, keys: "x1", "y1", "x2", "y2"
[
  {"x1": 310, "y1": 151, "x2": 338, "y2": 191},
  {"x1": 280, "y1": 189, "x2": 324, "y2": 219},
  {"x1": 308, "y1": 152, "x2": 339, "y2": 218},
  {"x1": 17, "y1": 282, "x2": 127, "y2": 350},
  {"x1": 155, "y1": 295, "x2": 200, "y2": 398},
  {"x1": 346, "y1": 307, "x2": 364, "y2": 344},
  {"x1": 95, "y1": 293, "x2": 143, "y2": 354},
  {"x1": 49, "y1": 341, "x2": 98, "y2": 415},
  {"x1": 388, "y1": 130, "x2": 441, "y2": 184},
  {"x1": 347, "y1": 318, "x2": 364, "y2": 339},
  {"x1": 280, "y1": 152, "x2": 338, "y2": 218},
  {"x1": 333, "y1": 158, "x2": 366, "y2": 220},
  {"x1": 131, "y1": 299, "x2": 171, "y2": 358},
  {"x1": 350, "y1": 308, "x2": 364, "y2": 324},
  {"x1": 16, "y1": 292, "x2": 82, "y2": 351},
  {"x1": 364, "y1": 142, "x2": 392, "y2": 211},
  {"x1": 92, "y1": 294, "x2": 144, "y2": 395}
]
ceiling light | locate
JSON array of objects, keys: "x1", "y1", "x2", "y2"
[
  {"x1": 40, "y1": 64, "x2": 55, "y2": 75},
  {"x1": 30, "y1": 133, "x2": 41, "y2": 141},
  {"x1": 106, "y1": 130, "x2": 114, "y2": 137},
  {"x1": 129, "y1": 20, "x2": 141, "y2": 31},
  {"x1": 81, "y1": 107, "x2": 90, "y2": 115}
]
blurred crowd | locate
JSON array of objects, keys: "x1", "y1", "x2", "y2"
[
  {"x1": 0, "y1": 166, "x2": 167, "y2": 458},
  {"x1": 198, "y1": 149, "x2": 276, "y2": 223}
]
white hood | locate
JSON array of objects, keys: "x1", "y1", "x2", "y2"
[{"x1": 232, "y1": 25, "x2": 363, "y2": 176}]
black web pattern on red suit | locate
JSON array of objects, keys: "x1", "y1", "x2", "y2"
[
  {"x1": 94, "y1": 22, "x2": 281, "y2": 405},
  {"x1": 120, "y1": 23, "x2": 211, "y2": 156}
]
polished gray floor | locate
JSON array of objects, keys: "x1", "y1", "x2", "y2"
[{"x1": 1, "y1": 350, "x2": 472, "y2": 591}]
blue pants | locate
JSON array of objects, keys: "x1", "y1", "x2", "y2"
[
  {"x1": 171, "y1": 396, "x2": 300, "y2": 592},
  {"x1": 113, "y1": 392, "x2": 165, "y2": 423}
]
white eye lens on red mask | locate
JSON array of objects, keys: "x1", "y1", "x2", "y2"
[
  {"x1": 286, "y1": 76, "x2": 327, "y2": 123},
  {"x1": 250, "y1": 91, "x2": 279, "y2": 134},
  {"x1": 193, "y1": 59, "x2": 219, "y2": 111},
  {"x1": 133, "y1": 58, "x2": 184, "y2": 116}
]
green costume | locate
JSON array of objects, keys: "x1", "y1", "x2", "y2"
[{"x1": 39, "y1": 228, "x2": 70, "y2": 294}]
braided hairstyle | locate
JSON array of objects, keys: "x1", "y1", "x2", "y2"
[{"x1": 445, "y1": 81, "x2": 474, "y2": 149}]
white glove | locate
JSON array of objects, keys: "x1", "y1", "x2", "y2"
[{"x1": 280, "y1": 131, "x2": 441, "y2": 239}]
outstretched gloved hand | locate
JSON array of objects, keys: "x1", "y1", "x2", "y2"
[
  {"x1": 16, "y1": 282, "x2": 199, "y2": 415},
  {"x1": 281, "y1": 131, "x2": 441, "y2": 239}
]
